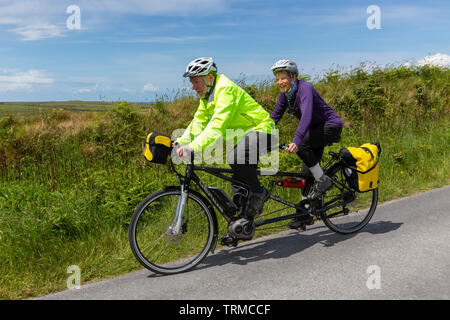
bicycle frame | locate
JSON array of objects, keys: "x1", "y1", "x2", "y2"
[
  {"x1": 168, "y1": 155, "x2": 351, "y2": 230},
  {"x1": 129, "y1": 147, "x2": 378, "y2": 275}
]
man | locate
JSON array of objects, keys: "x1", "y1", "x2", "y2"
[
  {"x1": 175, "y1": 57, "x2": 277, "y2": 239},
  {"x1": 270, "y1": 59, "x2": 343, "y2": 229}
]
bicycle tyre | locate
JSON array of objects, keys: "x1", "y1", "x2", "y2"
[
  {"x1": 128, "y1": 187, "x2": 217, "y2": 275},
  {"x1": 321, "y1": 164, "x2": 378, "y2": 234}
]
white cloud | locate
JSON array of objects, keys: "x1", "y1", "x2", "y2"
[
  {"x1": 76, "y1": 88, "x2": 92, "y2": 93},
  {"x1": 0, "y1": 0, "x2": 228, "y2": 41},
  {"x1": 0, "y1": 0, "x2": 228, "y2": 22},
  {"x1": 404, "y1": 53, "x2": 450, "y2": 68},
  {"x1": 80, "y1": 0, "x2": 228, "y2": 16},
  {"x1": 114, "y1": 35, "x2": 211, "y2": 43},
  {"x1": 0, "y1": 1, "x2": 62, "y2": 25},
  {"x1": 0, "y1": 69, "x2": 54, "y2": 92},
  {"x1": 9, "y1": 24, "x2": 65, "y2": 41},
  {"x1": 290, "y1": 5, "x2": 449, "y2": 27},
  {"x1": 0, "y1": 17, "x2": 20, "y2": 25},
  {"x1": 143, "y1": 83, "x2": 159, "y2": 92},
  {"x1": 0, "y1": 0, "x2": 64, "y2": 40},
  {"x1": 416, "y1": 53, "x2": 450, "y2": 67}
]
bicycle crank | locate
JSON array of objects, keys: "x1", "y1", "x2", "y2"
[{"x1": 227, "y1": 217, "x2": 255, "y2": 241}]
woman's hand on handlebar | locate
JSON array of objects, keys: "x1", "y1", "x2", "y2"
[{"x1": 285, "y1": 143, "x2": 299, "y2": 154}]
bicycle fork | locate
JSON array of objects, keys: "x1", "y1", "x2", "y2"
[{"x1": 169, "y1": 185, "x2": 188, "y2": 235}]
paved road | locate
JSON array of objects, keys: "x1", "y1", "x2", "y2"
[{"x1": 38, "y1": 186, "x2": 450, "y2": 300}]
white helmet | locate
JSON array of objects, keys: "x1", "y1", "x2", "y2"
[
  {"x1": 271, "y1": 59, "x2": 298, "y2": 76},
  {"x1": 183, "y1": 57, "x2": 217, "y2": 77}
]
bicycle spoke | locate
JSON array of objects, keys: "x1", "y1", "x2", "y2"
[
  {"x1": 129, "y1": 189, "x2": 214, "y2": 274},
  {"x1": 321, "y1": 165, "x2": 378, "y2": 234},
  {"x1": 139, "y1": 232, "x2": 165, "y2": 254}
]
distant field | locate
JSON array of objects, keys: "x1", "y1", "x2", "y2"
[{"x1": 0, "y1": 101, "x2": 153, "y2": 116}]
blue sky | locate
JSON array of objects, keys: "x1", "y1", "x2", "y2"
[{"x1": 0, "y1": 0, "x2": 449, "y2": 102}]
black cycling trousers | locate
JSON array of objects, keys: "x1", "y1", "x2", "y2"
[
  {"x1": 297, "y1": 125, "x2": 342, "y2": 195},
  {"x1": 227, "y1": 131, "x2": 278, "y2": 190}
]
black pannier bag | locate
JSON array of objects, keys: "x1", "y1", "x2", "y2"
[{"x1": 144, "y1": 132, "x2": 172, "y2": 164}]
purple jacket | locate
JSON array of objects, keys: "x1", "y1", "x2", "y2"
[{"x1": 270, "y1": 79, "x2": 342, "y2": 146}]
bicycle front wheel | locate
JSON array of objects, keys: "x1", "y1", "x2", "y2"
[
  {"x1": 129, "y1": 188, "x2": 216, "y2": 274},
  {"x1": 321, "y1": 165, "x2": 378, "y2": 234}
]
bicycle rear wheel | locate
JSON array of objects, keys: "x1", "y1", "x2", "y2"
[
  {"x1": 129, "y1": 188, "x2": 216, "y2": 274},
  {"x1": 321, "y1": 165, "x2": 378, "y2": 234}
]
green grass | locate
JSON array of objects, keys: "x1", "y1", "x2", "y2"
[
  {"x1": 0, "y1": 64, "x2": 449, "y2": 299},
  {"x1": 0, "y1": 101, "x2": 152, "y2": 117}
]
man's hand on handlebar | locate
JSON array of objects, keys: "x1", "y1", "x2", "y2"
[{"x1": 175, "y1": 145, "x2": 193, "y2": 157}]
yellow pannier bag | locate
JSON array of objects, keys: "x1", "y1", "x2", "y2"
[
  {"x1": 339, "y1": 142, "x2": 381, "y2": 192},
  {"x1": 144, "y1": 132, "x2": 172, "y2": 164}
]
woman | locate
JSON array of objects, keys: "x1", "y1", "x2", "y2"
[{"x1": 270, "y1": 59, "x2": 343, "y2": 228}]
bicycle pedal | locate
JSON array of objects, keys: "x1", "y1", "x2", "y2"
[{"x1": 220, "y1": 235, "x2": 238, "y2": 247}]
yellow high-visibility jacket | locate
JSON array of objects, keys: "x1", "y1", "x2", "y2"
[{"x1": 176, "y1": 74, "x2": 275, "y2": 152}]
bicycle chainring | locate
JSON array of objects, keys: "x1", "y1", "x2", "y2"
[{"x1": 227, "y1": 218, "x2": 254, "y2": 240}]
